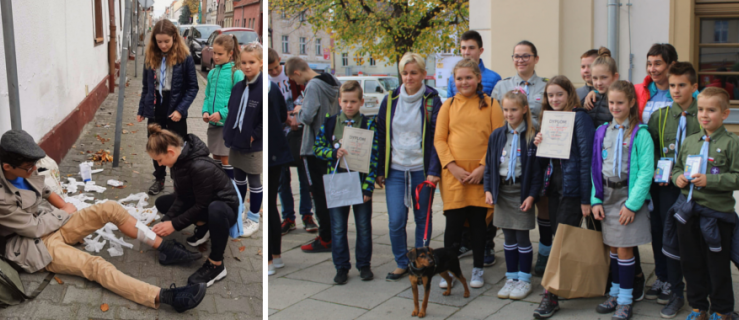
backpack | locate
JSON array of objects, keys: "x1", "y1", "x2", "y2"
[{"x1": 0, "y1": 256, "x2": 54, "y2": 307}]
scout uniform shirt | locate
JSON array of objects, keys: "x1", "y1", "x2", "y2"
[
  {"x1": 601, "y1": 120, "x2": 632, "y2": 180},
  {"x1": 671, "y1": 125, "x2": 739, "y2": 213},
  {"x1": 499, "y1": 121, "x2": 526, "y2": 179},
  {"x1": 647, "y1": 99, "x2": 701, "y2": 164},
  {"x1": 491, "y1": 72, "x2": 547, "y2": 129}
]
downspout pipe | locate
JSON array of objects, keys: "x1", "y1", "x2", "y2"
[
  {"x1": 1, "y1": 0, "x2": 21, "y2": 130},
  {"x1": 608, "y1": 0, "x2": 620, "y2": 64}
]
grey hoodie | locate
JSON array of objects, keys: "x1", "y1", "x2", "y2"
[{"x1": 297, "y1": 73, "x2": 341, "y2": 156}]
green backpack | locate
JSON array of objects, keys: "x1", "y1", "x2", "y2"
[{"x1": 0, "y1": 257, "x2": 54, "y2": 307}]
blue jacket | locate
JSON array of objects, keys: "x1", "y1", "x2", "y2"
[
  {"x1": 268, "y1": 81, "x2": 292, "y2": 167},
  {"x1": 483, "y1": 123, "x2": 544, "y2": 204},
  {"x1": 138, "y1": 55, "x2": 199, "y2": 119},
  {"x1": 447, "y1": 59, "x2": 501, "y2": 97},
  {"x1": 662, "y1": 194, "x2": 739, "y2": 269},
  {"x1": 223, "y1": 73, "x2": 263, "y2": 153},
  {"x1": 376, "y1": 86, "x2": 442, "y2": 178},
  {"x1": 540, "y1": 108, "x2": 594, "y2": 203}
]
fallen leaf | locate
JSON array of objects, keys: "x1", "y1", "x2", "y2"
[
  {"x1": 122, "y1": 156, "x2": 126, "y2": 161},
  {"x1": 133, "y1": 170, "x2": 139, "y2": 174},
  {"x1": 131, "y1": 130, "x2": 138, "y2": 133},
  {"x1": 79, "y1": 151, "x2": 85, "y2": 154},
  {"x1": 54, "y1": 276, "x2": 63, "y2": 284},
  {"x1": 140, "y1": 251, "x2": 143, "y2": 253},
  {"x1": 257, "y1": 249, "x2": 262, "y2": 256},
  {"x1": 234, "y1": 256, "x2": 242, "y2": 262},
  {"x1": 122, "y1": 130, "x2": 129, "y2": 134},
  {"x1": 100, "y1": 303, "x2": 109, "y2": 312},
  {"x1": 231, "y1": 239, "x2": 242, "y2": 242},
  {"x1": 239, "y1": 246, "x2": 246, "y2": 252},
  {"x1": 131, "y1": 153, "x2": 137, "y2": 155},
  {"x1": 126, "y1": 123, "x2": 134, "y2": 126}
]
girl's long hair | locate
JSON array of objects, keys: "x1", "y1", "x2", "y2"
[
  {"x1": 609, "y1": 80, "x2": 640, "y2": 138},
  {"x1": 542, "y1": 75, "x2": 580, "y2": 112},
  {"x1": 452, "y1": 58, "x2": 487, "y2": 109},
  {"x1": 145, "y1": 20, "x2": 190, "y2": 70},
  {"x1": 213, "y1": 34, "x2": 241, "y2": 81},
  {"x1": 502, "y1": 89, "x2": 536, "y2": 143}
]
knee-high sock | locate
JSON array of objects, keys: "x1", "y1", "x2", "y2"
[
  {"x1": 538, "y1": 218, "x2": 552, "y2": 249},
  {"x1": 249, "y1": 185, "x2": 263, "y2": 215},
  {"x1": 504, "y1": 243, "x2": 519, "y2": 280},
  {"x1": 610, "y1": 252, "x2": 620, "y2": 297},
  {"x1": 234, "y1": 170, "x2": 248, "y2": 200},
  {"x1": 617, "y1": 256, "x2": 636, "y2": 305},
  {"x1": 518, "y1": 245, "x2": 533, "y2": 283},
  {"x1": 223, "y1": 164, "x2": 234, "y2": 180}
]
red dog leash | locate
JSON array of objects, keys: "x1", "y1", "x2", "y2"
[{"x1": 414, "y1": 181, "x2": 436, "y2": 247}]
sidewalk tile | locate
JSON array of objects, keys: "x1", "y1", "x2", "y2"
[
  {"x1": 268, "y1": 278, "x2": 332, "y2": 310},
  {"x1": 312, "y1": 261, "x2": 412, "y2": 309},
  {"x1": 270, "y1": 299, "x2": 366, "y2": 320},
  {"x1": 355, "y1": 296, "x2": 457, "y2": 320}
]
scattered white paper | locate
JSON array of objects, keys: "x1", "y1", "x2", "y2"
[
  {"x1": 106, "y1": 180, "x2": 124, "y2": 187},
  {"x1": 84, "y1": 181, "x2": 106, "y2": 193}
]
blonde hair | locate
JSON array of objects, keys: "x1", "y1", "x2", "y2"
[
  {"x1": 452, "y1": 58, "x2": 487, "y2": 109},
  {"x1": 698, "y1": 87, "x2": 731, "y2": 111},
  {"x1": 339, "y1": 80, "x2": 363, "y2": 99},
  {"x1": 146, "y1": 124, "x2": 183, "y2": 155},
  {"x1": 241, "y1": 42, "x2": 263, "y2": 61},
  {"x1": 145, "y1": 20, "x2": 190, "y2": 69},
  {"x1": 502, "y1": 89, "x2": 536, "y2": 143},
  {"x1": 592, "y1": 47, "x2": 618, "y2": 76},
  {"x1": 399, "y1": 52, "x2": 426, "y2": 72}
]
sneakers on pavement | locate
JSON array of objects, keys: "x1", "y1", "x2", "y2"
[
  {"x1": 470, "y1": 268, "x2": 484, "y2": 288},
  {"x1": 159, "y1": 283, "x2": 207, "y2": 313},
  {"x1": 612, "y1": 304, "x2": 633, "y2": 320},
  {"x1": 498, "y1": 279, "x2": 517, "y2": 299},
  {"x1": 633, "y1": 274, "x2": 646, "y2": 302},
  {"x1": 534, "y1": 253, "x2": 549, "y2": 276},
  {"x1": 187, "y1": 260, "x2": 227, "y2": 287},
  {"x1": 509, "y1": 281, "x2": 532, "y2": 300},
  {"x1": 281, "y1": 218, "x2": 296, "y2": 235},
  {"x1": 483, "y1": 241, "x2": 496, "y2": 267},
  {"x1": 533, "y1": 291, "x2": 560, "y2": 319},
  {"x1": 458, "y1": 245, "x2": 472, "y2": 258},
  {"x1": 158, "y1": 240, "x2": 202, "y2": 265},
  {"x1": 148, "y1": 179, "x2": 165, "y2": 195},
  {"x1": 303, "y1": 215, "x2": 318, "y2": 233},
  {"x1": 301, "y1": 236, "x2": 331, "y2": 253},
  {"x1": 596, "y1": 295, "x2": 619, "y2": 314},
  {"x1": 268, "y1": 263, "x2": 276, "y2": 276},
  {"x1": 241, "y1": 219, "x2": 259, "y2": 238},
  {"x1": 659, "y1": 293, "x2": 684, "y2": 319},
  {"x1": 657, "y1": 282, "x2": 672, "y2": 305},
  {"x1": 646, "y1": 279, "x2": 665, "y2": 300},
  {"x1": 439, "y1": 272, "x2": 454, "y2": 289},
  {"x1": 334, "y1": 268, "x2": 349, "y2": 284},
  {"x1": 359, "y1": 266, "x2": 373, "y2": 281},
  {"x1": 186, "y1": 224, "x2": 210, "y2": 247},
  {"x1": 272, "y1": 257, "x2": 285, "y2": 268}
]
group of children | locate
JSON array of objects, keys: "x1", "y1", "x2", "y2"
[{"x1": 276, "y1": 38, "x2": 739, "y2": 320}]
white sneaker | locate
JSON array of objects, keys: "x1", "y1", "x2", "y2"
[
  {"x1": 509, "y1": 281, "x2": 532, "y2": 300},
  {"x1": 241, "y1": 219, "x2": 259, "y2": 238},
  {"x1": 273, "y1": 257, "x2": 285, "y2": 269},
  {"x1": 268, "y1": 263, "x2": 276, "y2": 276},
  {"x1": 497, "y1": 279, "x2": 517, "y2": 299},
  {"x1": 470, "y1": 268, "x2": 484, "y2": 288},
  {"x1": 439, "y1": 272, "x2": 454, "y2": 289}
]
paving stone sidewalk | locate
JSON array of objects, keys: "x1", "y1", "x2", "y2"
[
  {"x1": 0, "y1": 52, "x2": 261, "y2": 319},
  {"x1": 269, "y1": 168, "x2": 739, "y2": 319}
]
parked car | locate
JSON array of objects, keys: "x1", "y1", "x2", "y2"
[
  {"x1": 337, "y1": 75, "x2": 400, "y2": 116},
  {"x1": 178, "y1": 24, "x2": 190, "y2": 37},
  {"x1": 200, "y1": 28, "x2": 261, "y2": 71},
  {"x1": 184, "y1": 24, "x2": 220, "y2": 64}
]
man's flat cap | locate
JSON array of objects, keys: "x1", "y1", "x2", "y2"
[{"x1": 0, "y1": 130, "x2": 46, "y2": 160}]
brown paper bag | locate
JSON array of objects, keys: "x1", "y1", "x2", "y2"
[{"x1": 540, "y1": 220, "x2": 610, "y2": 299}]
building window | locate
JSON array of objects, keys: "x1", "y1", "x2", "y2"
[
  {"x1": 280, "y1": 12, "x2": 287, "y2": 19},
  {"x1": 299, "y1": 11, "x2": 306, "y2": 22},
  {"x1": 282, "y1": 35, "x2": 289, "y2": 53},
  {"x1": 342, "y1": 53, "x2": 348, "y2": 66},
  {"x1": 93, "y1": 0, "x2": 104, "y2": 44},
  {"x1": 300, "y1": 37, "x2": 307, "y2": 55},
  {"x1": 354, "y1": 53, "x2": 364, "y2": 65},
  {"x1": 698, "y1": 16, "x2": 739, "y2": 101},
  {"x1": 715, "y1": 20, "x2": 729, "y2": 43},
  {"x1": 316, "y1": 39, "x2": 322, "y2": 56},
  {"x1": 369, "y1": 57, "x2": 376, "y2": 66}
]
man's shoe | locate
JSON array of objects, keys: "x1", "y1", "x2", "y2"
[
  {"x1": 458, "y1": 245, "x2": 472, "y2": 258},
  {"x1": 159, "y1": 240, "x2": 202, "y2": 265},
  {"x1": 302, "y1": 215, "x2": 318, "y2": 233},
  {"x1": 359, "y1": 266, "x2": 373, "y2": 281},
  {"x1": 188, "y1": 260, "x2": 227, "y2": 287},
  {"x1": 659, "y1": 293, "x2": 684, "y2": 319},
  {"x1": 148, "y1": 179, "x2": 165, "y2": 195},
  {"x1": 186, "y1": 224, "x2": 210, "y2": 247},
  {"x1": 534, "y1": 253, "x2": 549, "y2": 276},
  {"x1": 385, "y1": 268, "x2": 408, "y2": 282},
  {"x1": 646, "y1": 279, "x2": 665, "y2": 300},
  {"x1": 596, "y1": 295, "x2": 618, "y2": 314},
  {"x1": 241, "y1": 219, "x2": 259, "y2": 238},
  {"x1": 334, "y1": 268, "x2": 349, "y2": 284},
  {"x1": 483, "y1": 242, "x2": 496, "y2": 267},
  {"x1": 533, "y1": 291, "x2": 559, "y2": 319},
  {"x1": 301, "y1": 236, "x2": 331, "y2": 253},
  {"x1": 159, "y1": 283, "x2": 207, "y2": 313},
  {"x1": 633, "y1": 274, "x2": 646, "y2": 302},
  {"x1": 612, "y1": 304, "x2": 633, "y2": 320},
  {"x1": 281, "y1": 218, "x2": 296, "y2": 235}
]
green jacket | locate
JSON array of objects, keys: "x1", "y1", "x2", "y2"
[
  {"x1": 202, "y1": 62, "x2": 244, "y2": 126},
  {"x1": 671, "y1": 126, "x2": 739, "y2": 213},
  {"x1": 647, "y1": 99, "x2": 701, "y2": 164},
  {"x1": 591, "y1": 124, "x2": 655, "y2": 212}
]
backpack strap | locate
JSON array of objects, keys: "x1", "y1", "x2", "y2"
[{"x1": 0, "y1": 265, "x2": 55, "y2": 302}]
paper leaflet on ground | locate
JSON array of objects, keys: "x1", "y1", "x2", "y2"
[{"x1": 60, "y1": 181, "x2": 160, "y2": 256}]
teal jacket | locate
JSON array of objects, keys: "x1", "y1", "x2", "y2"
[
  {"x1": 202, "y1": 62, "x2": 245, "y2": 126},
  {"x1": 591, "y1": 123, "x2": 655, "y2": 212}
]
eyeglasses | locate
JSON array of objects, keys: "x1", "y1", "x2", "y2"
[
  {"x1": 14, "y1": 162, "x2": 37, "y2": 173},
  {"x1": 512, "y1": 54, "x2": 533, "y2": 62}
]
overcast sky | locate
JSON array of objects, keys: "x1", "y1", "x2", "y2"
[{"x1": 153, "y1": 0, "x2": 168, "y2": 18}]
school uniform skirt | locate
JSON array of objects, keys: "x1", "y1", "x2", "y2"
[
  {"x1": 230, "y1": 149, "x2": 263, "y2": 174},
  {"x1": 601, "y1": 179, "x2": 651, "y2": 247},
  {"x1": 493, "y1": 181, "x2": 535, "y2": 230},
  {"x1": 207, "y1": 125, "x2": 230, "y2": 156}
]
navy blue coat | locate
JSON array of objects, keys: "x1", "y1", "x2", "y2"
[
  {"x1": 483, "y1": 123, "x2": 544, "y2": 205},
  {"x1": 223, "y1": 73, "x2": 263, "y2": 153},
  {"x1": 268, "y1": 81, "x2": 292, "y2": 167},
  {"x1": 138, "y1": 55, "x2": 199, "y2": 119}
]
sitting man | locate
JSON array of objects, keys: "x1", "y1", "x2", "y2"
[{"x1": 0, "y1": 129, "x2": 205, "y2": 312}]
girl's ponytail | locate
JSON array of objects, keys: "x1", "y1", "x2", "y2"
[
  {"x1": 476, "y1": 83, "x2": 487, "y2": 109},
  {"x1": 232, "y1": 34, "x2": 241, "y2": 82},
  {"x1": 146, "y1": 124, "x2": 183, "y2": 155}
]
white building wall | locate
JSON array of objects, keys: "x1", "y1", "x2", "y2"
[{"x1": 0, "y1": 0, "x2": 114, "y2": 141}]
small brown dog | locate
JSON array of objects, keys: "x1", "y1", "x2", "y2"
[{"x1": 407, "y1": 247, "x2": 470, "y2": 318}]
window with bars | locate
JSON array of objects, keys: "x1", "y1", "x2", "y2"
[
  {"x1": 282, "y1": 35, "x2": 289, "y2": 53},
  {"x1": 370, "y1": 57, "x2": 376, "y2": 66},
  {"x1": 316, "y1": 39, "x2": 322, "y2": 56},
  {"x1": 300, "y1": 37, "x2": 307, "y2": 55}
]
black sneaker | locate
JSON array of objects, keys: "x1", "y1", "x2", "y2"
[
  {"x1": 483, "y1": 241, "x2": 496, "y2": 267},
  {"x1": 534, "y1": 253, "x2": 549, "y2": 276},
  {"x1": 646, "y1": 279, "x2": 665, "y2": 300},
  {"x1": 657, "y1": 282, "x2": 672, "y2": 305},
  {"x1": 188, "y1": 260, "x2": 227, "y2": 287},
  {"x1": 613, "y1": 304, "x2": 633, "y2": 320},
  {"x1": 159, "y1": 283, "x2": 206, "y2": 313},
  {"x1": 334, "y1": 268, "x2": 349, "y2": 284},
  {"x1": 302, "y1": 215, "x2": 318, "y2": 233},
  {"x1": 186, "y1": 225, "x2": 210, "y2": 247},
  {"x1": 359, "y1": 266, "x2": 373, "y2": 281},
  {"x1": 301, "y1": 236, "x2": 331, "y2": 253},
  {"x1": 148, "y1": 179, "x2": 165, "y2": 195},
  {"x1": 633, "y1": 274, "x2": 645, "y2": 302},
  {"x1": 596, "y1": 295, "x2": 618, "y2": 314},
  {"x1": 458, "y1": 245, "x2": 472, "y2": 258},
  {"x1": 659, "y1": 293, "x2": 684, "y2": 319},
  {"x1": 534, "y1": 291, "x2": 559, "y2": 319},
  {"x1": 281, "y1": 218, "x2": 296, "y2": 235},
  {"x1": 158, "y1": 240, "x2": 202, "y2": 265}
]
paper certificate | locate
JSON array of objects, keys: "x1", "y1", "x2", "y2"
[
  {"x1": 339, "y1": 127, "x2": 375, "y2": 174},
  {"x1": 655, "y1": 158, "x2": 673, "y2": 183},
  {"x1": 684, "y1": 155, "x2": 702, "y2": 180},
  {"x1": 536, "y1": 111, "x2": 576, "y2": 159}
]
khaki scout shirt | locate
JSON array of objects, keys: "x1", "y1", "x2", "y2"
[
  {"x1": 491, "y1": 72, "x2": 548, "y2": 129},
  {"x1": 647, "y1": 99, "x2": 701, "y2": 163},
  {"x1": 671, "y1": 125, "x2": 739, "y2": 213},
  {"x1": 0, "y1": 170, "x2": 70, "y2": 273}
]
